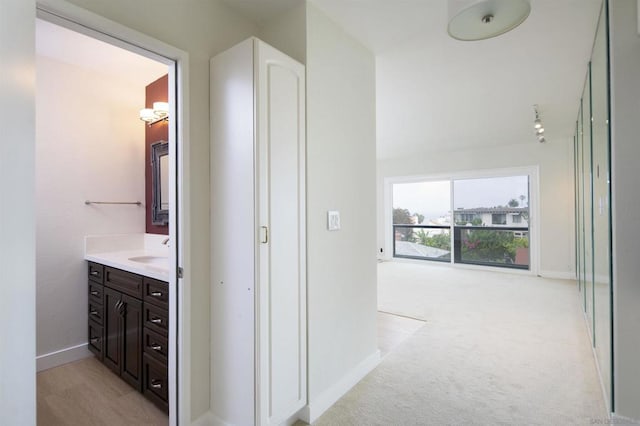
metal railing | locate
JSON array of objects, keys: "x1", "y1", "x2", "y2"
[
  {"x1": 393, "y1": 224, "x2": 451, "y2": 262},
  {"x1": 393, "y1": 224, "x2": 529, "y2": 270}
]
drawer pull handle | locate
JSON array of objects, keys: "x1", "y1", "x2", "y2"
[
  {"x1": 150, "y1": 291, "x2": 163, "y2": 297},
  {"x1": 90, "y1": 271, "x2": 99, "y2": 276},
  {"x1": 90, "y1": 337, "x2": 100, "y2": 344},
  {"x1": 151, "y1": 380, "x2": 163, "y2": 389},
  {"x1": 150, "y1": 318, "x2": 163, "y2": 325},
  {"x1": 90, "y1": 310, "x2": 99, "y2": 316},
  {"x1": 151, "y1": 344, "x2": 162, "y2": 351},
  {"x1": 90, "y1": 290, "x2": 100, "y2": 296}
]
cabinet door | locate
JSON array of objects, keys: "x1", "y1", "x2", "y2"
[
  {"x1": 256, "y1": 40, "x2": 307, "y2": 425},
  {"x1": 103, "y1": 287, "x2": 122, "y2": 374},
  {"x1": 121, "y1": 294, "x2": 143, "y2": 391}
]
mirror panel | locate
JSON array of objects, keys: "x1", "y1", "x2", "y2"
[
  {"x1": 591, "y1": 1, "x2": 612, "y2": 406},
  {"x1": 151, "y1": 140, "x2": 169, "y2": 225},
  {"x1": 160, "y1": 154, "x2": 169, "y2": 210},
  {"x1": 577, "y1": 103, "x2": 585, "y2": 308},
  {"x1": 582, "y1": 66, "x2": 594, "y2": 337}
]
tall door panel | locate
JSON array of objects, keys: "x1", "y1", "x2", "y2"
[
  {"x1": 582, "y1": 68, "x2": 594, "y2": 338},
  {"x1": 257, "y1": 41, "x2": 307, "y2": 426},
  {"x1": 577, "y1": 108, "x2": 585, "y2": 305},
  {"x1": 591, "y1": 1, "x2": 612, "y2": 407}
]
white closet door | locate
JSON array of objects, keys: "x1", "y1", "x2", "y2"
[{"x1": 256, "y1": 40, "x2": 307, "y2": 425}]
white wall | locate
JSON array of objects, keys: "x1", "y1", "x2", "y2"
[
  {"x1": 258, "y1": 1, "x2": 307, "y2": 65},
  {"x1": 0, "y1": 0, "x2": 36, "y2": 422},
  {"x1": 305, "y1": 3, "x2": 379, "y2": 420},
  {"x1": 608, "y1": 0, "x2": 640, "y2": 420},
  {"x1": 62, "y1": 0, "x2": 258, "y2": 419},
  {"x1": 377, "y1": 139, "x2": 576, "y2": 278},
  {"x1": 35, "y1": 55, "x2": 146, "y2": 363}
]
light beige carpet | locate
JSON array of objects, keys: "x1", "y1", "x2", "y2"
[{"x1": 310, "y1": 261, "x2": 607, "y2": 425}]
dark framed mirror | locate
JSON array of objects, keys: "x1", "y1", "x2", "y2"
[{"x1": 151, "y1": 140, "x2": 169, "y2": 225}]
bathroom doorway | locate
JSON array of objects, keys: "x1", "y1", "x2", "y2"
[{"x1": 35, "y1": 6, "x2": 187, "y2": 424}]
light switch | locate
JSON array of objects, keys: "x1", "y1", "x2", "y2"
[{"x1": 327, "y1": 211, "x2": 341, "y2": 231}]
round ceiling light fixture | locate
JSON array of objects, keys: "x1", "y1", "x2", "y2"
[{"x1": 447, "y1": 0, "x2": 531, "y2": 41}]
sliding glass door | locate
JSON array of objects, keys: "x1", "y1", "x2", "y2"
[{"x1": 392, "y1": 173, "x2": 531, "y2": 270}]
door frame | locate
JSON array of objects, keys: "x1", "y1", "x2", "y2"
[{"x1": 35, "y1": 1, "x2": 191, "y2": 424}]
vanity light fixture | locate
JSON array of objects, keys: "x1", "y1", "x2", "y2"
[
  {"x1": 533, "y1": 104, "x2": 546, "y2": 143},
  {"x1": 139, "y1": 101, "x2": 169, "y2": 126},
  {"x1": 447, "y1": 0, "x2": 531, "y2": 41}
]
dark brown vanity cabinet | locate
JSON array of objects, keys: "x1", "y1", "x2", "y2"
[{"x1": 87, "y1": 262, "x2": 169, "y2": 412}]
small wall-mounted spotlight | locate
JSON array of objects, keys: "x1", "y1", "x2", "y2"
[{"x1": 533, "y1": 105, "x2": 546, "y2": 143}]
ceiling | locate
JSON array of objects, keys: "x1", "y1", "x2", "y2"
[
  {"x1": 224, "y1": 0, "x2": 602, "y2": 159},
  {"x1": 36, "y1": 19, "x2": 167, "y2": 88}
]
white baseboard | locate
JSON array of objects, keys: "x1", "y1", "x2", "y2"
[
  {"x1": 36, "y1": 343, "x2": 92, "y2": 372},
  {"x1": 538, "y1": 270, "x2": 576, "y2": 280},
  {"x1": 299, "y1": 350, "x2": 381, "y2": 424}
]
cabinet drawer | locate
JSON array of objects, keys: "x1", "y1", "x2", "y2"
[
  {"x1": 143, "y1": 277, "x2": 169, "y2": 310},
  {"x1": 88, "y1": 301, "x2": 104, "y2": 325},
  {"x1": 143, "y1": 327, "x2": 168, "y2": 364},
  {"x1": 88, "y1": 282, "x2": 104, "y2": 305},
  {"x1": 143, "y1": 353, "x2": 168, "y2": 412},
  {"x1": 144, "y1": 304, "x2": 168, "y2": 337},
  {"x1": 88, "y1": 319, "x2": 103, "y2": 360},
  {"x1": 105, "y1": 267, "x2": 143, "y2": 299},
  {"x1": 88, "y1": 262, "x2": 104, "y2": 284}
]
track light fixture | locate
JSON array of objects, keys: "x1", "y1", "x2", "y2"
[{"x1": 533, "y1": 105, "x2": 546, "y2": 143}]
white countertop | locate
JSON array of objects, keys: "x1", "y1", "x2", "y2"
[
  {"x1": 85, "y1": 250, "x2": 169, "y2": 281},
  {"x1": 84, "y1": 234, "x2": 170, "y2": 281}
]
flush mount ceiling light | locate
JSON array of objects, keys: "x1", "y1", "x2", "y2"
[
  {"x1": 447, "y1": 0, "x2": 531, "y2": 41},
  {"x1": 533, "y1": 104, "x2": 546, "y2": 143},
  {"x1": 139, "y1": 101, "x2": 169, "y2": 126}
]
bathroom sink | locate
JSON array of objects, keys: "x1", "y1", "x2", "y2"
[{"x1": 128, "y1": 255, "x2": 168, "y2": 267}]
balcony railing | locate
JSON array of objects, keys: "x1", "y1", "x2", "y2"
[
  {"x1": 393, "y1": 225, "x2": 451, "y2": 262},
  {"x1": 393, "y1": 224, "x2": 529, "y2": 270}
]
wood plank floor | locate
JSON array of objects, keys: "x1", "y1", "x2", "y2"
[
  {"x1": 38, "y1": 315, "x2": 423, "y2": 425},
  {"x1": 37, "y1": 357, "x2": 168, "y2": 426}
]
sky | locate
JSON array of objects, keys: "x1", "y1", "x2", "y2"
[{"x1": 393, "y1": 176, "x2": 529, "y2": 222}]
